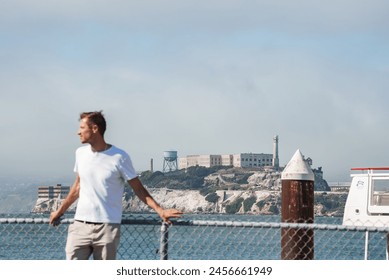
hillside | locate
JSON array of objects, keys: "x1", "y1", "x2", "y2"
[
  {"x1": 31, "y1": 166, "x2": 347, "y2": 216},
  {"x1": 138, "y1": 166, "x2": 330, "y2": 192},
  {"x1": 124, "y1": 166, "x2": 345, "y2": 216}
]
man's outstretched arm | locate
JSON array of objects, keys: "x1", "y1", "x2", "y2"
[
  {"x1": 49, "y1": 175, "x2": 80, "y2": 226},
  {"x1": 128, "y1": 177, "x2": 183, "y2": 224}
]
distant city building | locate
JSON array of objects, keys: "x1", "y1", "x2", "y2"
[
  {"x1": 328, "y1": 182, "x2": 351, "y2": 192},
  {"x1": 37, "y1": 184, "x2": 70, "y2": 199}
]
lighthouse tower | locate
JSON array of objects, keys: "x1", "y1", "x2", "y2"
[{"x1": 272, "y1": 135, "x2": 279, "y2": 171}]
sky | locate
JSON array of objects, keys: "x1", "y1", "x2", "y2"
[{"x1": 1, "y1": 0, "x2": 388, "y2": 183}]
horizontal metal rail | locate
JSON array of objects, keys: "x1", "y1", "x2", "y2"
[{"x1": 1, "y1": 217, "x2": 388, "y2": 232}]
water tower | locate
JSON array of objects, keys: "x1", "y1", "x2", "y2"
[{"x1": 163, "y1": 151, "x2": 178, "y2": 172}]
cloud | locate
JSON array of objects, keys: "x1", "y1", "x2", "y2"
[{"x1": 1, "y1": 0, "x2": 389, "y2": 34}]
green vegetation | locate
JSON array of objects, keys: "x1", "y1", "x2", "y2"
[
  {"x1": 225, "y1": 198, "x2": 244, "y2": 214},
  {"x1": 139, "y1": 166, "x2": 227, "y2": 190},
  {"x1": 236, "y1": 173, "x2": 254, "y2": 184},
  {"x1": 256, "y1": 200, "x2": 266, "y2": 210},
  {"x1": 315, "y1": 193, "x2": 347, "y2": 214},
  {"x1": 269, "y1": 204, "x2": 279, "y2": 215},
  {"x1": 205, "y1": 192, "x2": 220, "y2": 203},
  {"x1": 243, "y1": 196, "x2": 257, "y2": 212}
]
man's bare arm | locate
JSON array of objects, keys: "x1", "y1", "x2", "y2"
[
  {"x1": 49, "y1": 175, "x2": 80, "y2": 226},
  {"x1": 128, "y1": 177, "x2": 183, "y2": 224}
]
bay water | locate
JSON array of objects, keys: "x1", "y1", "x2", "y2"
[{"x1": 0, "y1": 213, "x2": 387, "y2": 260}]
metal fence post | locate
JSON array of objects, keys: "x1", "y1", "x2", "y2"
[
  {"x1": 386, "y1": 232, "x2": 389, "y2": 260},
  {"x1": 160, "y1": 222, "x2": 169, "y2": 260},
  {"x1": 364, "y1": 231, "x2": 369, "y2": 260}
]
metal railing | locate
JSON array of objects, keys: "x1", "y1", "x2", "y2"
[{"x1": 0, "y1": 215, "x2": 388, "y2": 260}]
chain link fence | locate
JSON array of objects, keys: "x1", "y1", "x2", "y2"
[{"x1": 0, "y1": 214, "x2": 388, "y2": 260}]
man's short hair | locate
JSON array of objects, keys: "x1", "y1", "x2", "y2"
[{"x1": 80, "y1": 111, "x2": 106, "y2": 136}]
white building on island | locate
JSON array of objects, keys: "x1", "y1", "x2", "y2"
[
  {"x1": 178, "y1": 136, "x2": 279, "y2": 170},
  {"x1": 178, "y1": 153, "x2": 274, "y2": 169}
]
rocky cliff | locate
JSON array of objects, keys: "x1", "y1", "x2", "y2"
[
  {"x1": 32, "y1": 166, "x2": 347, "y2": 216},
  {"x1": 120, "y1": 188, "x2": 347, "y2": 216}
]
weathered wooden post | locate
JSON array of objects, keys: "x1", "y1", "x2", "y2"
[{"x1": 281, "y1": 149, "x2": 314, "y2": 260}]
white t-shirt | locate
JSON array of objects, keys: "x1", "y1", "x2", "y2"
[{"x1": 73, "y1": 145, "x2": 137, "y2": 223}]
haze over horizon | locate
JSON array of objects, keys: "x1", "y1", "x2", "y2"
[{"x1": 1, "y1": 1, "x2": 389, "y2": 183}]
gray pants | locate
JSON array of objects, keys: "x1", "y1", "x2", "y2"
[{"x1": 65, "y1": 220, "x2": 121, "y2": 260}]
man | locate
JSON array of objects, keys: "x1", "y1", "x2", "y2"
[{"x1": 49, "y1": 111, "x2": 182, "y2": 260}]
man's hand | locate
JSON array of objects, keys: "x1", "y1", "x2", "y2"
[
  {"x1": 159, "y1": 208, "x2": 183, "y2": 225},
  {"x1": 49, "y1": 210, "x2": 63, "y2": 227},
  {"x1": 49, "y1": 175, "x2": 80, "y2": 227}
]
